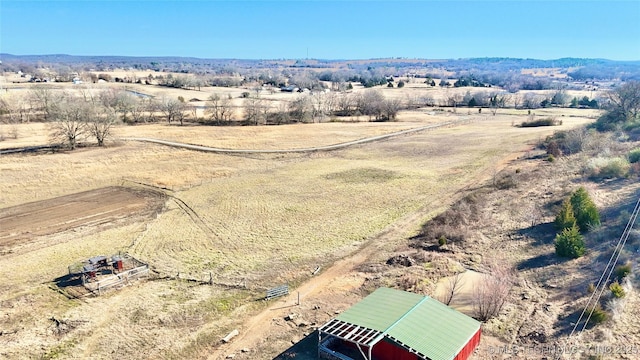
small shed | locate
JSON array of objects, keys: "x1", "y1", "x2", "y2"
[{"x1": 318, "y1": 287, "x2": 481, "y2": 360}]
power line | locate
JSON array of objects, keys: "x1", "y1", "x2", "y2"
[
  {"x1": 568, "y1": 195, "x2": 640, "y2": 337},
  {"x1": 578, "y1": 196, "x2": 639, "y2": 333}
]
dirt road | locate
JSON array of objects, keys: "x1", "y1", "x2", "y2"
[{"x1": 118, "y1": 122, "x2": 454, "y2": 154}]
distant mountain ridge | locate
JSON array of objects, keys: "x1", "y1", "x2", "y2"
[
  {"x1": 2, "y1": 54, "x2": 639, "y2": 81},
  {"x1": 1, "y1": 53, "x2": 639, "y2": 66}
]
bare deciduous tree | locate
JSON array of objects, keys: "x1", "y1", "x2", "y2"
[
  {"x1": 86, "y1": 107, "x2": 117, "y2": 146},
  {"x1": 443, "y1": 90, "x2": 462, "y2": 112},
  {"x1": 336, "y1": 93, "x2": 355, "y2": 116},
  {"x1": 161, "y1": 97, "x2": 187, "y2": 125},
  {"x1": 29, "y1": 86, "x2": 62, "y2": 120},
  {"x1": 440, "y1": 272, "x2": 465, "y2": 306},
  {"x1": 512, "y1": 93, "x2": 522, "y2": 109},
  {"x1": 421, "y1": 94, "x2": 436, "y2": 107},
  {"x1": 289, "y1": 96, "x2": 313, "y2": 123},
  {"x1": 100, "y1": 88, "x2": 135, "y2": 122},
  {"x1": 405, "y1": 94, "x2": 422, "y2": 109},
  {"x1": 205, "y1": 94, "x2": 234, "y2": 124},
  {"x1": 243, "y1": 96, "x2": 269, "y2": 125},
  {"x1": 524, "y1": 202, "x2": 543, "y2": 227},
  {"x1": 606, "y1": 81, "x2": 640, "y2": 121},
  {"x1": 382, "y1": 98, "x2": 403, "y2": 121},
  {"x1": 48, "y1": 96, "x2": 89, "y2": 150},
  {"x1": 488, "y1": 92, "x2": 511, "y2": 116},
  {"x1": 144, "y1": 98, "x2": 160, "y2": 123},
  {"x1": 129, "y1": 98, "x2": 148, "y2": 123},
  {"x1": 1, "y1": 96, "x2": 32, "y2": 124},
  {"x1": 473, "y1": 263, "x2": 514, "y2": 321},
  {"x1": 311, "y1": 92, "x2": 333, "y2": 123},
  {"x1": 522, "y1": 93, "x2": 542, "y2": 109},
  {"x1": 359, "y1": 90, "x2": 385, "y2": 121},
  {"x1": 78, "y1": 84, "x2": 98, "y2": 103},
  {"x1": 272, "y1": 102, "x2": 290, "y2": 125}
]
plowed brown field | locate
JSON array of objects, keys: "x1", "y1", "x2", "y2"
[{"x1": 0, "y1": 186, "x2": 165, "y2": 253}]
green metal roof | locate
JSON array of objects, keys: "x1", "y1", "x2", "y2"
[
  {"x1": 336, "y1": 287, "x2": 424, "y2": 332},
  {"x1": 335, "y1": 287, "x2": 481, "y2": 360}
]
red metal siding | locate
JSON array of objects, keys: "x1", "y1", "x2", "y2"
[
  {"x1": 372, "y1": 339, "x2": 419, "y2": 360},
  {"x1": 336, "y1": 328, "x2": 480, "y2": 360},
  {"x1": 454, "y1": 328, "x2": 482, "y2": 360}
]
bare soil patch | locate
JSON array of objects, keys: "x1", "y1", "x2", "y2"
[{"x1": 0, "y1": 186, "x2": 165, "y2": 254}]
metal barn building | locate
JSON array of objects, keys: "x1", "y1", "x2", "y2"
[{"x1": 318, "y1": 287, "x2": 481, "y2": 360}]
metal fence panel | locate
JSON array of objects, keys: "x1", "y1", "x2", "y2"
[{"x1": 265, "y1": 285, "x2": 289, "y2": 300}]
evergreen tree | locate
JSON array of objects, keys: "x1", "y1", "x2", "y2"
[
  {"x1": 570, "y1": 187, "x2": 600, "y2": 232},
  {"x1": 555, "y1": 198, "x2": 577, "y2": 230},
  {"x1": 555, "y1": 225, "x2": 586, "y2": 258},
  {"x1": 570, "y1": 97, "x2": 579, "y2": 108}
]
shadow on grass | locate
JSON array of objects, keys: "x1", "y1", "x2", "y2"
[
  {"x1": 517, "y1": 253, "x2": 560, "y2": 271},
  {"x1": 50, "y1": 273, "x2": 92, "y2": 299},
  {"x1": 420, "y1": 244, "x2": 455, "y2": 253},
  {"x1": 53, "y1": 273, "x2": 82, "y2": 288},
  {"x1": 518, "y1": 222, "x2": 557, "y2": 246},
  {"x1": 273, "y1": 330, "x2": 318, "y2": 360},
  {"x1": 553, "y1": 306, "x2": 601, "y2": 337}
]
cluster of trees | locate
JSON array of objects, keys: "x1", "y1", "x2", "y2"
[
  {"x1": 554, "y1": 187, "x2": 600, "y2": 258},
  {"x1": 539, "y1": 90, "x2": 568, "y2": 108},
  {"x1": 458, "y1": 91, "x2": 509, "y2": 109},
  {"x1": 453, "y1": 76, "x2": 487, "y2": 88},
  {"x1": 259, "y1": 89, "x2": 402, "y2": 123},
  {"x1": 569, "y1": 96, "x2": 599, "y2": 109},
  {"x1": 154, "y1": 74, "x2": 206, "y2": 91},
  {"x1": 16, "y1": 87, "x2": 203, "y2": 148},
  {"x1": 26, "y1": 88, "x2": 118, "y2": 149},
  {"x1": 513, "y1": 89, "x2": 595, "y2": 109},
  {"x1": 3, "y1": 86, "x2": 410, "y2": 144},
  {"x1": 424, "y1": 89, "x2": 600, "y2": 111},
  {"x1": 201, "y1": 89, "x2": 405, "y2": 125},
  {"x1": 331, "y1": 90, "x2": 402, "y2": 121},
  {"x1": 592, "y1": 81, "x2": 640, "y2": 132}
]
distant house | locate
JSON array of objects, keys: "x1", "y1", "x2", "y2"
[
  {"x1": 280, "y1": 85, "x2": 299, "y2": 93},
  {"x1": 318, "y1": 287, "x2": 481, "y2": 360}
]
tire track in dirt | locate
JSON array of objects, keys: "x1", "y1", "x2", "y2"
[{"x1": 117, "y1": 122, "x2": 455, "y2": 154}]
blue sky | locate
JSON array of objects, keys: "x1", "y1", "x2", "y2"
[{"x1": 1, "y1": 1, "x2": 639, "y2": 60}]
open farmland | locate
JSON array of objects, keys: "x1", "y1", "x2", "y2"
[{"x1": 0, "y1": 105, "x2": 599, "y2": 359}]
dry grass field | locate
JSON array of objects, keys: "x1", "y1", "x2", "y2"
[{"x1": 0, "y1": 79, "x2": 609, "y2": 359}]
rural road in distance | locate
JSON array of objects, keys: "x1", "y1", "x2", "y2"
[{"x1": 118, "y1": 121, "x2": 456, "y2": 154}]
